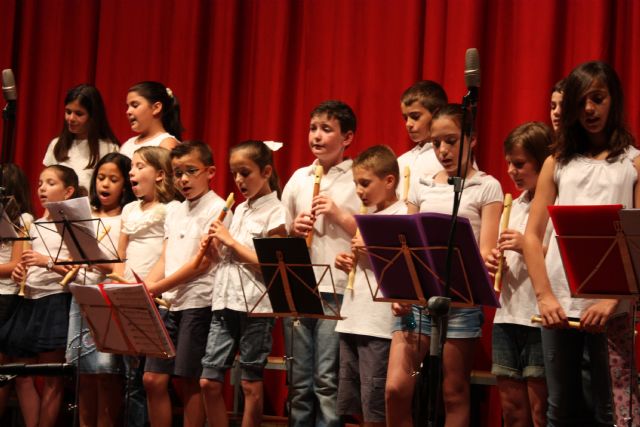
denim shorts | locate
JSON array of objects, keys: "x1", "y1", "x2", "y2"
[
  {"x1": 392, "y1": 305, "x2": 484, "y2": 339},
  {"x1": 201, "y1": 309, "x2": 273, "y2": 382},
  {"x1": 491, "y1": 323, "x2": 545, "y2": 379}
]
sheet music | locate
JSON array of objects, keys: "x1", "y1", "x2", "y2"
[
  {"x1": 69, "y1": 283, "x2": 175, "y2": 358},
  {"x1": 45, "y1": 197, "x2": 113, "y2": 262}
]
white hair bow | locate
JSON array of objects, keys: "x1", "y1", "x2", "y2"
[{"x1": 263, "y1": 140, "x2": 283, "y2": 151}]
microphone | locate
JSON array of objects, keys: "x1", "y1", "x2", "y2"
[
  {"x1": 2, "y1": 69, "x2": 17, "y2": 102},
  {"x1": 463, "y1": 48, "x2": 480, "y2": 104}
]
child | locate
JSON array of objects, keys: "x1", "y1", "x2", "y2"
[
  {"x1": 281, "y1": 100, "x2": 361, "y2": 426},
  {"x1": 113, "y1": 146, "x2": 177, "y2": 427},
  {"x1": 199, "y1": 140, "x2": 287, "y2": 427},
  {"x1": 65, "y1": 153, "x2": 135, "y2": 427},
  {"x1": 120, "y1": 81, "x2": 183, "y2": 159},
  {"x1": 0, "y1": 165, "x2": 81, "y2": 427},
  {"x1": 485, "y1": 122, "x2": 553, "y2": 427},
  {"x1": 549, "y1": 79, "x2": 565, "y2": 133},
  {"x1": 523, "y1": 60, "x2": 640, "y2": 426},
  {"x1": 397, "y1": 80, "x2": 448, "y2": 196},
  {"x1": 42, "y1": 84, "x2": 119, "y2": 192},
  {"x1": 0, "y1": 163, "x2": 33, "y2": 418},
  {"x1": 334, "y1": 145, "x2": 405, "y2": 426},
  {"x1": 142, "y1": 141, "x2": 230, "y2": 427},
  {"x1": 386, "y1": 104, "x2": 502, "y2": 427}
]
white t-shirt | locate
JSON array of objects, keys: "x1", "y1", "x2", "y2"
[
  {"x1": 163, "y1": 191, "x2": 231, "y2": 311},
  {"x1": 409, "y1": 171, "x2": 503, "y2": 242},
  {"x1": 211, "y1": 191, "x2": 286, "y2": 313},
  {"x1": 0, "y1": 213, "x2": 34, "y2": 295},
  {"x1": 335, "y1": 200, "x2": 407, "y2": 339},
  {"x1": 121, "y1": 200, "x2": 175, "y2": 280},
  {"x1": 546, "y1": 148, "x2": 639, "y2": 318},
  {"x1": 493, "y1": 191, "x2": 553, "y2": 326},
  {"x1": 43, "y1": 137, "x2": 119, "y2": 192},
  {"x1": 281, "y1": 159, "x2": 361, "y2": 294},
  {"x1": 119, "y1": 133, "x2": 175, "y2": 159},
  {"x1": 397, "y1": 143, "x2": 442, "y2": 200},
  {"x1": 24, "y1": 217, "x2": 78, "y2": 299}
]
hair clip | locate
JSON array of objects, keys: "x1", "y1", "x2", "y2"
[
  {"x1": 263, "y1": 140, "x2": 283, "y2": 151},
  {"x1": 166, "y1": 87, "x2": 174, "y2": 98}
]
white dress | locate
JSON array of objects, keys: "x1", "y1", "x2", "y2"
[{"x1": 119, "y1": 133, "x2": 176, "y2": 159}]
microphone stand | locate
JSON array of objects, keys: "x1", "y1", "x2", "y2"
[{"x1": 426, "y1": 90, "x2": 477, "y2": 427}]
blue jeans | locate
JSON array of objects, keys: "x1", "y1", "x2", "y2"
[
  {"x1": 541, "y1": 328, "x2": 613, "y2": 426},
  {"x1": 283, "y1": 293, "x2": 342, "y2": 427}
]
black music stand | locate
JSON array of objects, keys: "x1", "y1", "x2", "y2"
[{"x1": 246, "y1": 237, "x2": 339, "y2": 426}]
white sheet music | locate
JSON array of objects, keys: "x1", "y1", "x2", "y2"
[{"x1": 69, "y1": 282, "x2": 175, "y2": 358}]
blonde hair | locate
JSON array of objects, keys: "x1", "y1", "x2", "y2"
[{"x1": 133, "y1": 146, "x2": 177, "y2": 203}]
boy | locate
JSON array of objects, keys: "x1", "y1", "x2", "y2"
[
  {"x1": 397, "y1": 80, "x2": 448, "y2": 198},
  {"x1": 334, "y1": 145, "x2": 406, "y2": 426},
  {"x1": 144, "y1": 141, "x2": 232, "y2": 427},
  {"x1": 281, "y1": 100, "x2": 361, "y2": 426}
]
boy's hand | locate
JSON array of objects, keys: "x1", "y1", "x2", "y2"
[
  {"x1": 392, "y1": 302, "x2": 412, "y2": 317},
  {"x1": 536, "y1": 292, "x2": 568, "y2": 328},
  {"x1": 11, "y1": 262, "x2": 26, "y2": 283},
  {"x1": 311, "y1": 194, "x2": 339, "y2": 220},
  {"x1": 351, "y1": 234, "x2": 364, "y2": 253},
  {"x1": 581, "y1": 299, "x2": 618, "y2": 333},
  {"x1": 335, "y1": 252, "x2": 354, "y2": 273},
  {"x1": 498, "y1": 229, "x2": 525, "y2": 254},
  {"x1": 292, "y1": 211, "x2": 314, "y2": 237},
  {"x1": 485, "y1": 247, "x2": 501, "y2": 277}
]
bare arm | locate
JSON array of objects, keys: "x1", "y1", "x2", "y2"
[
  {"x1": 523, "y1": 156, "x2": 567, "y2": 327},
  {"x1": 159, "y1": 137, "x2": 178, "y2": 151},
  {"x1": 0, "y1": 243, "x2": 23, "y2": 277},
  {"x1": 112, "y1": 230, "x2": 129, "y2": 277},
  {"x1": 478, "y1": 201, "x2": 502, "y2": 261}
]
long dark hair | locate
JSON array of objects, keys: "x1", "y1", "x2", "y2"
[
  {"x1": 1, "y1": 163, "x2": 33, "y2": 222},
  {"x1": 89, "y1": 153, "x2": 136, "y2": 210},
  {"x1": 554, "y1": 61, "x2": 634, "y2": 164},
  {"x1": 55, "y1": 84, "x2": 118, "y2": 168},
  {"x1": 128, "y1": 81, "x2": 184, "y2": 141}
]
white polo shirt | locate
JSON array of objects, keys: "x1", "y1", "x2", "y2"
[{"x1": 281, "y1": 159, "x2": 361, "y2": 294}]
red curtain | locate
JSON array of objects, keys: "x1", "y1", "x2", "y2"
[
  {"x1": 2, "y1": 0, "x2": 639, "y2": 201},
  {"x1": 1, "y1": 1, "x2": 638, "y2": 422}
]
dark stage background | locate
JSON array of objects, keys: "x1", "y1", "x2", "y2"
[{"x1": 1, "y1": 0, "x2": 639, "y2": 423}]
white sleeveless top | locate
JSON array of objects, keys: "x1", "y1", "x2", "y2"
[
  {"x1": 546, "y1": 147, "x2": 639, "y2": 317},
  {"x1": 119, "y1": 132, "x2": 176, "y2": 159}
]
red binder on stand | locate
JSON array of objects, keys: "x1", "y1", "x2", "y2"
[{"x1": 548, "y1": 204, "x2": 639, "y2": 298}]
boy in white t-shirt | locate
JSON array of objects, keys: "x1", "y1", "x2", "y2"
[
  {"x1": 334, "y1": 145, "x2": 406, "y2": 426},
  {"x1": 281, "y1": 100, "x2": 361, "y2": 426},
  {"x1": 143, "y1": 141, "x2": 231, "y2": 427},
  {"x1": 397, "y1": 80, "x2": 448, "y2": 198}
]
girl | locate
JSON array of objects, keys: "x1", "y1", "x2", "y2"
[
  {"x1": 113, "y1": 146, "x2": 176, "y2": 427},
  {"x1": 200, "y1": 140, "x2": 287, "y2": 427},
  {"x1": 0, "y1": 165, "x2": 80, "y2": 427},
  {"x1": 0, "y1": 163, "x2": 33, "y2": 418},
  {"x1": 66, "y1": 153, "x2": 135, "y2": 427},
  {"x1": 385, "y1": 104, "x2": 502, "y2": 427},
  {"x1": 485, "y1": 122, "x2": 552, "y2": 427},
  {"x1": 524, "y1": 61, "x2": 640, "y2": 426},
  {"x1": 42, "y1": 84, "x2": 119, "y2": 192},
  {"x1": 120, "y1": 81, "x2": 183, "y2": 159},
  {"x1": 550, "y1": 79, "x2": 565, "y2": 133}
]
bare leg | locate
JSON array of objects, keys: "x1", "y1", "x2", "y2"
[
  {"x1": 441, "y1": 338, "x2": 476, "y2": 427},
  {"x1": 200, "y1": 378, "x2": 228, "y2": 427},
  {"x1": 496, "y1": 377, "x2": 532, "y2": 427},
  {"x1": 78, "y1": 375, "x2": 98, "y2": 427},
  {"x1": 97, "y1": 374, "x2": 124, "y2": 427},
  {"x1": 13, "y1": 358, "x2": 40, "y2": 427},
  {"x1": 37, "y1": 349, "x2": 65, "y2": 427},
  {"x1": 385, "y1": 330, "x2": 429, "y2": 427},
  {"x1": 143, "y1": 372, "x2": 171, "y2": 427},
  {"x1": 240, "y1": 380, "x2": 263, "y2": 427},
  {"x1": 526, "y1": 378, "x2": 547, "y2": 427},
  {"x1": 181, "y1": 377, "x2": 205, "y2": 427},
  {"x1": 0, "y1": 353, "x2": 11, "y2": 418}
]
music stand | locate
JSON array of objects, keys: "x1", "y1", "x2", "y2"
[
  {"x1": 549, "y1": 205, "x2": 640, "y2": 427},
  {"x1": 248, "y1": 237, "x2": 339, "y2": 426}
]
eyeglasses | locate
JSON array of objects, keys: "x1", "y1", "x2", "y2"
[{"x1": 173, "y1": 167, "x2": 205, "y2": 179}]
